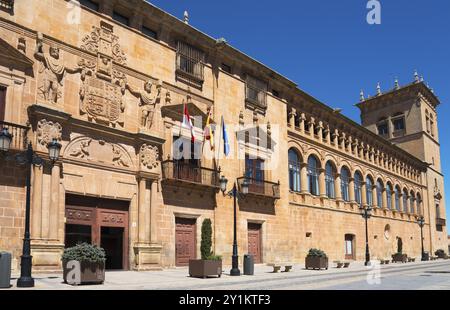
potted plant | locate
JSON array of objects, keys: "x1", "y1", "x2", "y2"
[
  {"x1": 435, "y1": 249, "x2": 447, "y2": 259},
  {"x1": 62, "y1": 243, "x2": 106, "y2": 285},
  {"x1": 392, "y1": 252, "x2": 407, "y2": 263},
  {"x1": 189, "y1": 219, "x2": 222, "y2": 278},
  {"x1": 305, "y1": 248, "x2": 328, "y2": 270}
]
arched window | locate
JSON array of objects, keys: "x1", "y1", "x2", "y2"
[
  {"x1": 386, "y1": 183, "x2": 392, "y2": 209},
  {"x1": 376, "y1": 179, "x2": 383, "y2": 208},
  {"x1": 410, "y1": 192, "x2": 415, "y2": 214},
  {"x1": 416, "y1": 193, "x2": 422, "y2": 215},
  {"x1": 325, "y1": 161, "x2": 336, "y2": 199},
  {"x1": 307, "y1": 156, "x2": 319, "y2": 196},
  {"x1": 394, "y1": 186, "x2": 401, "y2": 211},
  {"x1": 366, "y1": 176, "x2": 374, "y2": 207},
  {"x1": 340, "y1": 167, "x2": 350, "y2": 202},
  {"x1": 354, "y1": 171, "x2": 363, "y2": 205},
  {"x1": 288, "y1": 149, "x2": 301, "y2": 192},
  {"x1": 403, "y1": 189, "x2": 409, "y2": 213}
]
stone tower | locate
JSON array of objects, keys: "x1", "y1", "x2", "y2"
[{"x1": 357, "y1": 78, "x2": 447, "y2": 253}]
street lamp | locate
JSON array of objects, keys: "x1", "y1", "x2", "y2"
[
  {"x1": 417, "y1": 216, "x2": 427, "y2": 261},
  {"x1": 359, "y1": 203, "x2": 372, "y2": 266},
  {"x1": 0, "y1": 128, "x2": 61, "y2": 288},
  {"x1": 219, "y1": 174, "x2": 249, "y2": 276}
]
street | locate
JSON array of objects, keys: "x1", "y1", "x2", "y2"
[{"x1": 10, "y1": 259, "x2": 450, "y2": 290}]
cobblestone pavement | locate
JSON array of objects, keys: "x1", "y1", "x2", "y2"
[{"x1": 7, "y1": 260, "x2": 450, "y2": 290}]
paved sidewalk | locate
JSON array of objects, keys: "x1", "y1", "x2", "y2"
[{"x1": 8, "y1": 259, "x2": 450, "y2": 290}]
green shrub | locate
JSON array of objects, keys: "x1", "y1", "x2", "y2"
[
  {"x1": 206, "y1": 255, "x2": 222, "y2": 261},
  {"x1": 200, "y1": 219, "x2": 213, "y2": 260},
  {"x1": 61, "y1": 243, "x2": 106, "y2": 264},
  {"x1": 307, "y1": 248, "x2": 327, "y2": 258}
]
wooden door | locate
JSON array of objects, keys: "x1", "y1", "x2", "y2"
[
  {"x1": 248, "y1": 223, "x2": 262, "y2": 263},
  {"x1": 0, "y1": 87, "x2": 6, "y2": 122},
  {"x1": 345, "y1": 234, "x2": 355, "y2": 260},
  {"x1": 175, "y1": 218, "x2": 196, "y2": 266}
]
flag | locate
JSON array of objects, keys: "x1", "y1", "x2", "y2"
[
  {"x1": 203, "y1": 109, "x2": 214, "y2": 150},
  {"x1": 182, "y1": 102, "x2": 195, "y2": 142},
  {"x1": 221, "y1": 115, "x2": 230, "y2": 156}
]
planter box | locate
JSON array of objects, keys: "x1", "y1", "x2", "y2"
[
  {"x1": 392, "y1": 253, "x2": 407, "y2": 263},
  {"x1": 305, "y1": 256, "x2": 328, "y2": 270},
  {"x1": 62, "y1": 260, "x2": 105, "y2": 285},
  {"x1": 189, "y1": 259, "x2": 222, "y2": 278}
]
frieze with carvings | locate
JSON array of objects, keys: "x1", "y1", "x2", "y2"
[
  {"x1": 65, "y1": 137, "x2": 133, "y2": 168},
  {"x1": 37, "y1": 119, "x2": 62, "y2": 147},
  {"x1": 140, "y1": 144, "x2": 159, "y2": 170}
]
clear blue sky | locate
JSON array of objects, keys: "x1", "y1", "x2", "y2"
[{"x1": 149, "y1": 0, "x2": 450, "y2": 224}]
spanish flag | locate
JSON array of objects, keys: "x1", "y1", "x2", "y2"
[{"x1": 203, "y1": 109, "x2": 214, "y2": 150}]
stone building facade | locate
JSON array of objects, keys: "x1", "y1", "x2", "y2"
[{"x1": 0, "y1": 0, "x2": 447, "y2": 272}]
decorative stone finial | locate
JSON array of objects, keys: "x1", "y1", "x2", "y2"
[
  {"x1": 414, "y1": 70, "x2": 420, "y2": 83},
  {"x1": 183, "y1": 10, "x2": 189, "y2": 24},
  {"x1": 420, "y1": 75, "x2": 424, "y2": 82},
  {"x1": 360, "y1": 90, "x2": 365, "y2": 102},
  {"x1": 394, "y1": 77, "x2": 399, "y2": 90},
  {"x1": 376, "y1": 82, "x2": 381, "y2": 96}
]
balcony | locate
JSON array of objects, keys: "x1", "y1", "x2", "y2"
[
  {"x1": 436, "y1": 218, "x2": 446, "y2": 226},
  {"x1": 0, "y1": 121, "x2": 29, "y2": 151},
  {"x1": 237, "y1": 177, "x2": 280, "y2": 199},
  {"x1": 0, "y1": 0, "x2": 14, "y2": 10},
  {"x1": 161, "y1": 160, "x2": 219, "y2": 189}
]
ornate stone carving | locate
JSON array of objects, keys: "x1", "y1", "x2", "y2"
[
  {"x1": 36, "y1": 119, "x2": 62, "y2": 147},
  {"x1": 66, "y1": 137, "x2": 132, "y2": 168},
  {"x1": 127, "y1": 80, "x2": 163, "y2": 129},
  {"x1": 80, "y1": 22, "x2": 127, "y2": 65},
  {"x1": 140, "y1": 144, "x2": 159, "y2": 169},
  {"x1": 35, "y1": 33, "x2": 78, "y2": 104},
  {"x1": 78, "y1": 22, "x2": 127, "y2": 127},
  {"x1": 69, "y1": 138, "x2": 91, "y2": 159}
]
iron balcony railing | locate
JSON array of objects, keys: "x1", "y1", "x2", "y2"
[
  {"x1": 245, "y1": 84, "x2": 267, "y2": 109},
  {"x1": 0, "y1": 120, "x2": 29, "y2": 151},
  {"x1": 237, "y1": 176, "x2": 280, "y2": 199},
  {"x1": 0, "y1": 0, "x2": 14, "y2": 10},
  {"x1": 161, "y1": 160, "x2": 219, "y2": 188},
  {"x1": 436, "y1": 218, "x2": 446, "y2": 226}
]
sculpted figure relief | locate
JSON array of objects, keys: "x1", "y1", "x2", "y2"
[
  {"x1": 127, "y1": 80, "x2": 163, "y2": 129},
  {"x1": 34, "y1": 32, "x2": 78, "y2": 104}
]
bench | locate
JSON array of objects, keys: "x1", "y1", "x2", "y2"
[
  {"x1": 267, "y1": 263, "x2": 293, "y2": 273},
  {"x1": 333, "y1": 260, "x2": 351, "y2": 268},
  {"x1": 430, "y1": 256, "x2": 438, "y2": 261},
  {"x1": 407, "y1": 257, "x2": 416, "y2": 262},
  {"x1": 380, "y1": 259, "x2": 390, "y2": 264}
]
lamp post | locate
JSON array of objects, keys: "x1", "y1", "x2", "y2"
[
  {"x1": 0, "y1": 128, "x2": 61, "y2": 288},
  {"x1": 219, "y1": 174, "x2": 249, "y2": 276},
  {"x1": 359, "y1": 203, "x2": 372, "y2": 266},
  {"x1": 417, "y1": 216, "x2": 426, "y2": 261}
]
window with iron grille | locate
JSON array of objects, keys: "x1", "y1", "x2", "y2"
[
  {"x1": 245, "y1": 74, "x2": 267, "y2": 109},
  {"x1": 0, "y1": 0, "x2": 14, "y2": 10},
  {"x1": 176, "y1": 41, "x2": 205, "y2": 81},
  {"x1": 79, "y1": 0, "x2": 99, "y2": 11}
]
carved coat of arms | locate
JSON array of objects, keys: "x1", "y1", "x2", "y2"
[{"x1": 78, "y1": 21, "x2": 127, "y2": 127}]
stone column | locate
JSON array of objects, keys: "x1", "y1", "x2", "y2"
[
  {"x1": 382, "y1": 188, "x2": 388, "y2": 210},
  {"x1": 317, "y1": 122, "x2": 323, "y2": 143},
  {"x1": 49, "y1": 164, "x2": 60, "y2": 240},
  {"x1": 289, "y1": 107, "x2": 296, "y2": 128},
  {"x1": 150, "y1": 180, "x2": 158, "y2": 243},
  {"x1": 300, "y1": 163, "x2": 308, "y2": 194},
  {"x1": 318, "y1": 168, "x2": 326, "y2": 198},
  {"x1": 334, "y1": 173, "x2": 342, "y2": 201},
  {"x1": 138, "y1": 178, "x2": 149, "y2": 243},
  {"x1": 398, "y1": 192, "x2": 403, "y2": 212},
  {"x1": 299, "y1": 113, "x2": 306, "y2": 133},
  {"x1": 349, "y1": 177, "x2": 355, "y2": 203},
  {"x1": 361, "y1": 180, "x2": 367, "y2": 207},
  {"x1": 31, "y1": 165, "x2": 43, "y2": 239}
]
